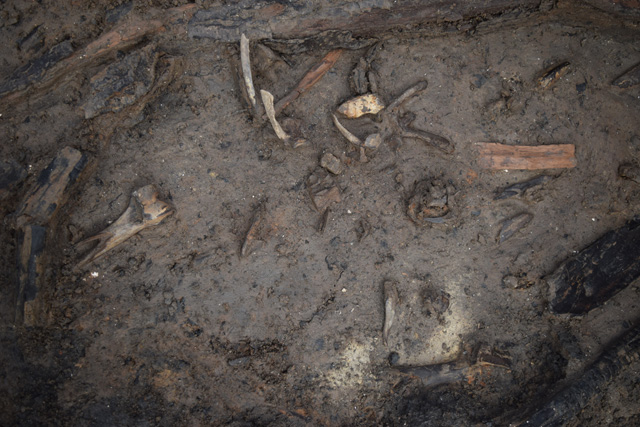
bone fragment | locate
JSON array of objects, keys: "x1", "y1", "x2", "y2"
[
  {"x1": 383, "y1": 280, "x2": 399, "y2": 346},
  {"x1": 261, "y1": 89, "x2": 290, "y2": 141},
  {"x1": 337, "y1": 94, "x2": 385, "y2": 118},
  {"x1": 240, "y1": 34, "x2": 258, "y2": 113},
  {"x1": 332, "y1": 114, "x2": 362, "y2": 146},
  {"x1": 388, "y1": 80, "x2": 428, "y2": 112},
  {"x1": 77, "y1": 185, "x2": 174, "y2": 268}
]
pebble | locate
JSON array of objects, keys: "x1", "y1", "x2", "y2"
[{"x1": 321, "y1": 153, "x2": 344, "y2": 175}]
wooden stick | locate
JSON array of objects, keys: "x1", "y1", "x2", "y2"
[
  {"x1": 2, "y1": 5, "x2": 197, "y2": 102},
  {"x1": 16, "y1": 224, "x2": 47, "y2": 325},
  {"x1": 16, "y1": 146, "x2": 88, "y2": 228},
  {"x1": 476, "y1": 142, "x2": 576, "y2": 170},
  {"x1": 274, "y1": 49, "x2": 342, "y2": 114},
  {"x1": 518, "y1": 324, "x2": 640, "y2": 426},
  {"x1": 612, "y1": 62, "x2": 640, "y2": 88},
  {"x1": 548, "y1": 218, "x2": 640, "y2": 314},
  {"x1": 14, "y1": 146, "x2": 88, "y2": 325}
]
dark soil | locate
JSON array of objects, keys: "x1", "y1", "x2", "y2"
[{"x1": 1, "y1": 1, "x2": 640, "y2": 425}]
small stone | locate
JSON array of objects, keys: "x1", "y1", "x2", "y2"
[
  {"x1": 313, "y1": 187, "x2": 340, "y2": 212},
  {"x1": 308, "y1": 169, "x2": 341, "y2": 212},
  {"x1": 364, "y1": 132, "x2": 383, "y2": 149},
  {"x1": 502, "y1": 275, "x2": 519, "y2": 289},
  {"x1": 320, "y1": 153, "x2": 344, "y2": 175}
]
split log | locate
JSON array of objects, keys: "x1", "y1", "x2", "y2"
[
  {"x1": 392, "y1": 345, "x2": 511, "y2": 387},
  {"x1": 15, "y1": 147, "x2": 88, "y2": 228},
  {"x1": 0, "y1": 41, "x2": 74, "y2": 97},
  {"x1": 547, "y1": 218, "x2": 640, "y2": 315},
  {"x1": 188, "y1": 0, "x2": 543, "y2": 43},
  {"x1": 14, "y1": 146, "x2": 88, "y2": 325},
  {"x1": 1, "y1": 5, "x2": 196, "y2": 102},
  {"x1": 15, "y1": 225, "x2": 47, "y2": 326},
  {"x1": 476, "y1": 143, "x2": 576, "y2": 170},
  {"x1": 518, "y1": 323, "x2": 640, "y2": 426},
  {"x1": 82, "y1": 44, "x2": 159, "y2": 119}
]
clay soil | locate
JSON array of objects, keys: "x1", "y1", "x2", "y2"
[{"x1": 1, "y1": 1, "x2": 640, "y2": 425}]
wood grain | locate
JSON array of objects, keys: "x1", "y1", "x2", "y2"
[{"x1": 476, "y1": 142, "x2": 576, "y2": 170}]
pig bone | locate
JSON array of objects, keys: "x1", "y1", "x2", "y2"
[
  {"x1": 76, "y1": 185, "x2": 174, "y2": 268},
  {"x1": 261, "y1": 89, "x2": 290, "y2": 141}
]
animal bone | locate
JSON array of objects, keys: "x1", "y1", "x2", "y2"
[
  {"x1": 261, "y1": 89, "x2": 290, "y2": 141},
  {"x1": 240, "y1": 33, "x2": 259, "y2": 115},
  {"x1": 332, "y1": 114, "x2": 362, "y2": 146},
  {"x1": 77, "y1": 185, "x2": 174, "y2": 267}
]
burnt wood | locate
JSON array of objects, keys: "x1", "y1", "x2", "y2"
[
  {"x1": 548, "y1": 218, "x2": 640, "y2": 315},
  {"x1": 519, "y1": 323, "x2": 640, "y2": 426},
  {"x1": 188, "y1": 0, "x2": 544, "y2": 43}
]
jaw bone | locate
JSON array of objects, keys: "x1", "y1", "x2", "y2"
[{"x1": 77, "y1": 185, "x2": 174, "y2": 268}]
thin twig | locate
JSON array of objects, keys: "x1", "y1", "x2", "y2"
[{"x1": 332, "y1": 114, "x2": 362, "y2": 146}]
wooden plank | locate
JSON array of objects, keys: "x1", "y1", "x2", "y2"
[
  {"x1": 14, "y1": 146, "x2": 88, "y2": 325},
  {"x1": 188, "y1": 0, "x2": 544, "y2": 42},
  {"x1": 547, "y1": 218, "x2": 640, "y2": 315},
  {"x1": 476, "y1": 142, "x2": 576, "y2": 170},
  {"x1": 1, "y1": 5, "x2": 196, "y2": 102},
  {"x1": 518, "y1": 324, "x2": 640, "y2": 426},
  {"x1": 0, "y1": 41, "x2": 74, "y2": 97},
  {"x1": 15, "y1": 225, "x2": 47, "y2": 326},
  {"x1": 15, "y1": 146, "x2": 87, "y2": 228}
]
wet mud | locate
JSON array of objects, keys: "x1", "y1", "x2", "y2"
[{"x1": 1, "y1": 1, "x2": 640, "y2": 425}]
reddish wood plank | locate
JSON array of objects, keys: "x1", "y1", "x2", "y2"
[
  {"x1": 476, "y1": 142, "x2": 576, "y2": 170},
  {"x1": 274, "y1": 49, "x2": 343, "y2": 114}
]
